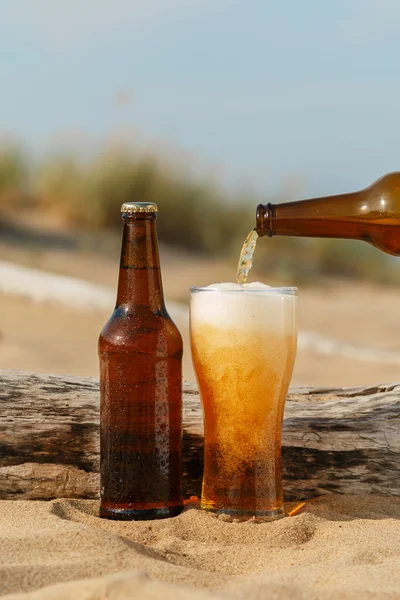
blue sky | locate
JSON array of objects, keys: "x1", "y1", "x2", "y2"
[{"x1": 1, "y1": 0, "x2": 400, "y2": 197}]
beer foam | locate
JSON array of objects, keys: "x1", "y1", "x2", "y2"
[
  {"x1": 204, "y1": 282, "x2": 271, "y2": 291},
  {"x1": 190, "y1": 282, "x2": 297, "y2": 333}
]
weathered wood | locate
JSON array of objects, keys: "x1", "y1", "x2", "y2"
[{"x1": 0, "y1": 371, "x2": 399, "y2": 500}]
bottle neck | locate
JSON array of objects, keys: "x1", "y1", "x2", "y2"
[
  {"x1": 257, "y1": 191, "x2": 362, "y2": 239},
  {"x1": 116, "y1": 214, "x2": 165, "y2": 311}
]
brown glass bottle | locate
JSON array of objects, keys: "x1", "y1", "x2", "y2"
[
  {"x1": 256, "y1": 172, "x2": 400, "y2": 255},
  {"x1": 99, "y1": 202, "x2": 183, "y2": 520}
]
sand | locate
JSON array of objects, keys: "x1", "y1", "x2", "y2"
[
  {"x1": 2, "y1": 277, "x2": 400, "y2": 387},
  {"x1": 2, "y1": 235, "x2": 400, "y2": 599},
  {"x1": 1, "y1": 495, "x2": 400, "y2": 599},
  {"x1": 2, "y1": 234, "x2": 400, "y2": 387}
]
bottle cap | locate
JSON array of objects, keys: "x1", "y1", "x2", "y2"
[{"x1": 121, "y1": 202, "x2": 158, "y2": 214}]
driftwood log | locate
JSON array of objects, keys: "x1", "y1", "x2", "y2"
[{"x1": 0, "y1": 370, "x2": 399, "y2": 501}]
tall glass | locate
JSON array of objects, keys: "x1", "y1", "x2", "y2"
[{"x1": 190, "y1": 285, "x2": 297, "y2": 520}]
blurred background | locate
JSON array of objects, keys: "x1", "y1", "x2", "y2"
[{"x1": 2, "y1": 0, "x2": 400, "y2": 386}]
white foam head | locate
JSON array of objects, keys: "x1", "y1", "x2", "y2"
[{"x1": 190, "y1": 282, "x2": 297, "y2": 333}]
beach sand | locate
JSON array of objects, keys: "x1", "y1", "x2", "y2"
[
  {"x1": 1, "y1": 495, "x2": 400, "y2": 599},
  {"x1": 1, "y1": 236, "x2": 400, "y2": 600},
  {"x1": 2, "y1": 280, "x2": 400, "y2": 388},
  {"x1": 2, "y1": 235, "x2": 400, "y2": 387}
]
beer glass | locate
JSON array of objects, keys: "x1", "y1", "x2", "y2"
[{"x1": 190, "y1": 284, "x2": 297, "y2": 520}]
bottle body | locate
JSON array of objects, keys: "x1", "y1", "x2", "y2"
[
  {"x1": 99, "y1": 208, "x2": 183, "y2": 520},
  {"x1": 257, "y1": 172, "x2": 400, "y2": 256}
]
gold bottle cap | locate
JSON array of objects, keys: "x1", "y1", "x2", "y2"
[{"x1": 121, "y1": 202, "x2": 158, "y2": 214}]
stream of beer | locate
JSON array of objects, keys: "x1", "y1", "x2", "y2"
[{"x1": 236, "y1": 229, "x2": 259, "y2": 284}]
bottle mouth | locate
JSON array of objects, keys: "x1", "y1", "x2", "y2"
[{"x1": 256, "y1": 203, "x2": 274, "y2": 237}]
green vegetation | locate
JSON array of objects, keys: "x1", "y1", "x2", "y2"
[
  {"x1": 32, "y1": 148, "x2": 252, "y2": 255},
  {"x1": 0, "y1": 144, "x2": 28, "y2": 202},
  {"x1": 0, "y1": 143, "x2": 399, "y2": 284}
]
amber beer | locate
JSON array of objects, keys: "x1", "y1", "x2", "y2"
[
  {"x1": 99, "y1": 202, "x2": 183, "y2": 520},
  {"x1": 190, "y1": 283, "x2": 297, "y2": 520}
]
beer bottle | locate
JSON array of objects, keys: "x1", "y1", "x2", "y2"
[
  {"x1": 256, "y1": 172, "x2": 400, "y2": 255},
  {"x1": 99, "y1": 202, "x2": 183, "y2": 520}
]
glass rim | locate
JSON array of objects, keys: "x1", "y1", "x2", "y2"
[{"x1": 190, "y1": 285, "x2": 298, "y2": 295}]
